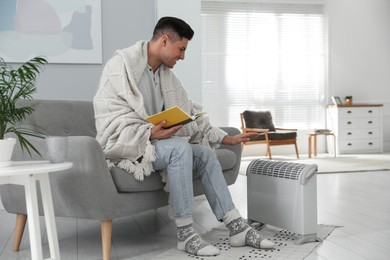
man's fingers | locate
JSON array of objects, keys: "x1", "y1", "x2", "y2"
[
  {"x1": 152, "y1": 122, "x2": 183, "y2": 140},
  {"x1": 169, "y1": 125, "x2": 183, "y2": 132},
  {"x1": 157, "y1": 120, "x2": 167, "y2": 128}
]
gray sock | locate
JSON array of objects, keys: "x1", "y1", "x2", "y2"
[
  {"x1": 223, "y1": 209, "x2": 274, "y2": 249},
  {"x1": 175, "y1": 217, "x2": 220, "y2": 256}
]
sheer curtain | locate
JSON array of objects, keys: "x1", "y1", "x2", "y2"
[{"x1": 201, "y1": 2, "x2": 326, "y2": 129}]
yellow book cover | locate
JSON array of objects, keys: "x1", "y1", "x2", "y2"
[{"x1": 146, "y1": 106, "x2": 207, "y2": 128}]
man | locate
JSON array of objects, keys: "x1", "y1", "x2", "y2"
[{"x1": 94, "y1": 16, "x2": 274, "y2": 256}]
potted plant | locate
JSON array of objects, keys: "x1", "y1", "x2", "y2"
[
  {"x1": 345, "y1": 96, "x2": 353, "y2": 106},
  {"x1": 0, "y1": 56, "x2": 48, "y2": 166}
]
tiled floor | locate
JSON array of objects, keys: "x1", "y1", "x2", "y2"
[{"x1": 0, "y1": 169, "x2": 389, "y2": 259}]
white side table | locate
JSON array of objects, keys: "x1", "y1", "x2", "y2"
[{"x1": 0, "y1": 161, "x2": 73, "y2": 260}]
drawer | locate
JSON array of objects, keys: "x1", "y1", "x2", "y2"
[
  {"x1": 338, "y1": 128, "x2": 381, "y2": 139},
  {"x1": 338, "y1": 107, "x2": 382, "y2": 118},
  {"x1": 339, "y1": 139, "x2": 382, "y2": 153},
  {"x1": 338, "y1": 117, "x2": 380, "y2": 128}
]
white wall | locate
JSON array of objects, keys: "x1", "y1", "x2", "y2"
[
  {"x1": 156, "y1": 0, "x2": 202, "y2": 103},
  {"x1": 32, "y1": 0, "x2": 156, "y2": 101},
  {"x1": 327, "y1": 0, "x2": 390, "y2": 152}
]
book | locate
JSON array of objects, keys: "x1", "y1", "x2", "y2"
[
  {"x1": 146, "y1": 106, "x2": 207, "y2": 128},
  {"x1": 314, "y1": 128, "x2": 332, "y2": 134}
]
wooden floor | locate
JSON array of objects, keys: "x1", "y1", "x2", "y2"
[{"x1": 0, "y1": 170, "x2": 389, "y2": 259}]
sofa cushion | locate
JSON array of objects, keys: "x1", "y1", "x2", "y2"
[
  {"x1": 111, "y1": 148, "x2": 237, "y2": 192},
  {"x1": 251, "y1": 131, "x2": 297, "y2": 141},
  {"x1": 111, "y1": 167, "x2": 165, "y2": 192},
  {"x1": 242, "y1": 110, "x2": 276, "y2": 131},
  {"x1": 18, "y1": 100, "x2": 97, "y2": 137},
  {"x1": 267, "y1": 132, "x2": 297, "y2": 140}
]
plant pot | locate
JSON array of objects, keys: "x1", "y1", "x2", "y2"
[
  {"x1": 0, "y1": 138, "x2": 16, "y2": 167},
  {"x1": 345, "y1": 98, "x2": 352, "y2": 106}
]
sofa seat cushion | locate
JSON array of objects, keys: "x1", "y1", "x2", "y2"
[
  {"x1": 251, "y1": 131, "x2": 297, "y2": 141},
  {"x1": 111, "y1": 167, "x2": 165, "y2": 192},
  {"x1": 111, "y1": 148, "x2": 237, "y2": 193}
]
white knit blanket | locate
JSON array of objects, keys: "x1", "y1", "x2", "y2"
[{"x1": 93, "y1": 41, "x2": 226, "y2": 181}]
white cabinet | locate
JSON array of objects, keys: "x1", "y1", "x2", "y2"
[{"x1": 327, "y1": 105, "x2": 383, "y2": 154}]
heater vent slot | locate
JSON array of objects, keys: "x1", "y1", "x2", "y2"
[{"x1": 248, "y1": 160, "x2": 315, "y2": 180}]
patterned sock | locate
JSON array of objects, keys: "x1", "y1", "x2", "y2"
[
  {"x1": 223, "y1": 209, "x2": 274, "y2": 249},
  {"x1": 175, "y1": 216, "x2": 220, "y2": 256}
]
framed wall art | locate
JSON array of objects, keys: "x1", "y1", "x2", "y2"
[
  {"x1": 331, "y1": 96, "x2": 342, "y2": 106},
  {"x1": 0, "y1": 0, "x2": 102, "y2": 64}
]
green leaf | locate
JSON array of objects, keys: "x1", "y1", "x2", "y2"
[{"x1": 0, "y1": 56, "x2": 48, "y2": 157}]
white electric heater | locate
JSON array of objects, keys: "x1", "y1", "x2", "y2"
[{"x1": 247, "y1": 159, "x2": 321, "y2": 244}]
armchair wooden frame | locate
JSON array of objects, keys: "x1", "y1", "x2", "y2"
[{"x1": 240, "y1": 112, "x2": 299, "y2": 160}]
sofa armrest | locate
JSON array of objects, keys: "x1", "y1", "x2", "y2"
[
  {"x1": 51, "y1": 136, "x2": 121, "y2": 219},
  {"x1": 1, "y1": 136, "x2": 122, "y2": 220},
  {"x1": 219, "y1": 126, "x2": 242, "y2": 155},
  {"x1": 218, "y1": 127, "x2": 242, "y2": 185}
]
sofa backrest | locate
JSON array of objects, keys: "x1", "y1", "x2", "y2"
[{"x1": 18, "y1": 99, "x2": 97, "y2": 137}]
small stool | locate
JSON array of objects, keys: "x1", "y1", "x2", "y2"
[{"x1": 308, "y1": 131, "x2": 336, "y2": 158}]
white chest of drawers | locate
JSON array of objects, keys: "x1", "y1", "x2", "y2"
[{"x1": 327, "y1": 104, "x2": 383, "y2": 154}]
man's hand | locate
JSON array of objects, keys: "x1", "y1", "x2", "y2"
[
  {"x1": 222, "y1": 132, "x2": 259, "y2": 145},
  {"x1": 149, "y1": 120, "x2": 183, "y2": 140}
]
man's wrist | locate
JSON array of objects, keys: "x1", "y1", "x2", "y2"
[{"x1": 222, "y1": 135, "x2": 231, "y2": 145}]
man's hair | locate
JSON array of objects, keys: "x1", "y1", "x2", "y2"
[{"x1": 152, "y1": 16, "x2": 194, "y2": 41}]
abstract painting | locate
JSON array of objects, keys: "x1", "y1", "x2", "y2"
[{"x1": 0, "y1": 0, "x2": 102, "y2": 64}]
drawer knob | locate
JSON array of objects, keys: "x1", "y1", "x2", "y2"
[
  {"x1": 347, "y1": 121, "x2": 352, "y2": 125},
  {"x1": 368, "y1": 110, "x2": 373, "y2": 113},
  {"x1": 368, "y1": 121, "x2": 373, "y2": 124},
  {"x1": 348, "y1": 132, "x2": 352, "y2": 135},
  {"x1": 347, "y1": 110, "x2": 352, "y2": 114},
  {"x1": 368, "y1": 142, "x2": 373, "y2": 145},
  {"x1": 368, "y1": 131, "x2": 373, "y2": 135},
  {"x1": 347, "y1": 143, "x2": 352, "y2": 146}
]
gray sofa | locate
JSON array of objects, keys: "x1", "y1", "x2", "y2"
[{"x1": 0, "y1": 99, "x2": 242, "y2": 260}]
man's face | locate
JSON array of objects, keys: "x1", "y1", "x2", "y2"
[{"x1": 161, "y1": 35, "x2": 189, "y2": 68}]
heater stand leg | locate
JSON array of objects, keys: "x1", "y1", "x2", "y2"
[
  {"x1": 247, "y1": 219, "x2": 265, "y2": 228},
  {"x1": 247, "y1": 219, "x2": 255, "y2": 225},
  {"x1": 295, "y1": 234, "x2": 323, "y2": 245}
]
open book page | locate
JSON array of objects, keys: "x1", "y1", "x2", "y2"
[{"x1": 146, "y1": 106, "x2": 207, "y2": 128}]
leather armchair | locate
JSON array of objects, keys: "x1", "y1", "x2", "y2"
[{"x1": 240, "y1": 110, "x2": 299, "y2": 160}]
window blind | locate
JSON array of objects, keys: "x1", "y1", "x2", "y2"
[{"x1": 201, "y1": 1, "x2": 326, "y2": 129}]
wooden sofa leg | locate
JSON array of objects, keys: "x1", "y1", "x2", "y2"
[
  {"x1": 101, "y1": 220, "x2": 112, "y2": 260},
  {"x1": 13, "y1": 213, "x2": 27, "y2": 251}
]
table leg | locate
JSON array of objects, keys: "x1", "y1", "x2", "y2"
[
  {"x1": 39, "y1": 173, "x2": 61, "y2": 260},
  {"x1": 308, "y1": 135, "x2": 312, "y2": 158},
  {"x1": 314, "y1": 134, "x2": 317, "y2": 156},
  {"x1": 24, "y1": 175, "x2": 44, "y2": 260},
  {"x1": 333, "y1": 134, "x2": 336, "y2": 158}
]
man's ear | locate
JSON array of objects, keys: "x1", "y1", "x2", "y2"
[{"x1": 161, "y1": 34, "x2": 169, "y2": 46}]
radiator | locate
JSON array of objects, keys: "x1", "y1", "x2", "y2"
[{"x1": 247, "y1": 159, "x2": 321, "y2": 244}]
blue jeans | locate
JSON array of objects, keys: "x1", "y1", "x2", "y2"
[{"x1": 152, "y1": 137, "x2": 235, "y2": 220}]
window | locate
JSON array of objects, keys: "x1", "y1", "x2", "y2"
[{"x1": 201, "y1": 1, "x2": 326, "y2": 129}]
